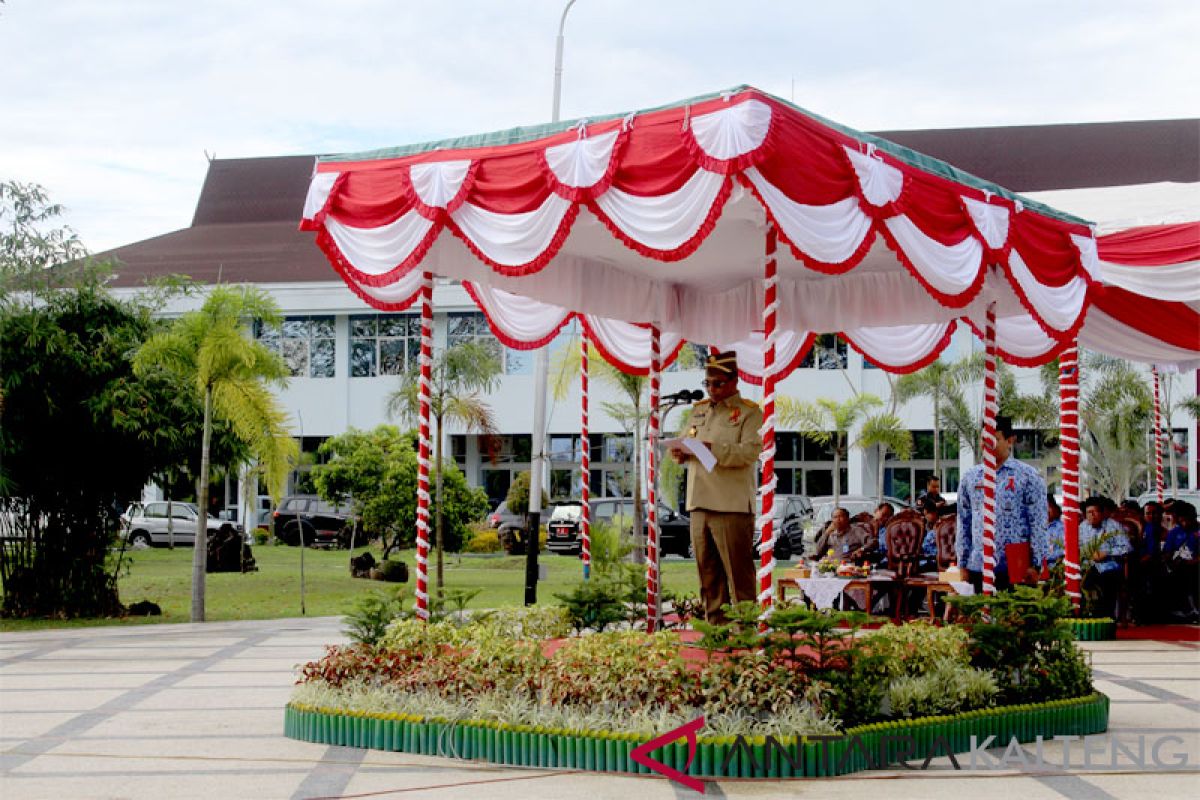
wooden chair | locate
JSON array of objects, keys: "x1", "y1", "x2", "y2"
[
  {"x1": 918, "y1": 516, "x2": 961, "y2": 620},
  {"x1": 883, "y1": 510, "x2": 923, "y2": 619}
]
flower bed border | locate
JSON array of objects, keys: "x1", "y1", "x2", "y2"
[
  {"x1": 284, "y1": 692, "x2": 1108, "y2": 779},
  {"x1": 1067, "y1": 618, "x2": 1116, "y2": 641}
]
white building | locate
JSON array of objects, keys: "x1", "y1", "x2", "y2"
[{"x1": 104, "y1": 119, "x2": 1199, "y2": 518}]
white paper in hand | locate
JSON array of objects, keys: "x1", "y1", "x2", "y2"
[{"x1": 661, "y1": 437, "x2": 717, "y2": 473}]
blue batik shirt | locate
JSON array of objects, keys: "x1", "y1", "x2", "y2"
[
  {"x1": 1079, "y1": 517, "x2": 1131, "y2": 574},
  {"x1": 956, "y1": 457, "x2": 1049, "y2": 573},
  {"x1": 920, "y1": 526, "x2": 938, "y2": 558},
  {"x1": 1046, "y1": 518, "x2": 1065, "y2": 563}
]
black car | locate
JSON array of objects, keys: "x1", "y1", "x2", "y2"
[
  {"x1": 272, "y1": 495, "x2": 353, "y2": 547},
  {"x1": 547, "y1": 499, "x2": 692, "y2": 558}
]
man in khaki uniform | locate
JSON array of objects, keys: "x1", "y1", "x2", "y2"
[{"x1": 669, "y1": 351, "x2": 763, "y2": 623}]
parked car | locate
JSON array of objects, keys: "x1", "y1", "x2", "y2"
[
  {"x1": 272, "y1": 495, "x2": 353, "y2": 547},
  {"x1": 1136, "y1": 489, "x2": 1200, "y2": 508},
  {"x1": 759, "y1": 494, "x2": 813, "y2": 561},
  {"x1": 122, "y1": 501, "x2": 244, "y2": 548},
  {"x1": 547, "y1": 498, "x2": 693, "y2": 558}
]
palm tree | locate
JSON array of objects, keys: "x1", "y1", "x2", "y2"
[
  {"x1": 1080, "y1": 358, "x2": 1152, "y2": 499},
  {"x1": 778, "y1": 393, "x2": 884, "y2": 505},
  {"x1": 894, "y1": 361, "x2": 961, "y2": 481},
  {"x1": 387, "y1": 341, "x2": 500, "y2": 594},
  {"x1": 133, "y1": 285, "x2": 297, "y2": 622},
  {"x1": 857, "y1": 411, "x2": 914, "y2": 501}
]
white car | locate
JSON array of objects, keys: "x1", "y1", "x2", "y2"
[{"x1": 122, "y1": 502, "x2": 243, "y2": 548}]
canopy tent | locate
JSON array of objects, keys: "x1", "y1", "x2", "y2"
[{"x1": 301, "y1": 86, "x2": 1199, "y2": 621}]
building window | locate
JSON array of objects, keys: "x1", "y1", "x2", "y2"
[
  {"x1": 256, "y1": 316, "x2": 335, "y2": 378},
  {"x1": 350, "y1": 314, "x2": 421, "y2": 378},
  {"x1": 799, "y1": 334, "x2": 848, "y2": 370},
  {"x1": 447, "y1": 312, "x2": 527, "y2": 375}
]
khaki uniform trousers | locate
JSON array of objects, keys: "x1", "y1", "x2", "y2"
[{"x1": 690, "y1": 509, "x2": 756, "y2": 623}]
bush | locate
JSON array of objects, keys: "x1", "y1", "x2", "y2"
[
  {"x1": 885, "y1": 660, "x2": 998, "y2": 719},
  {"x1": 344, "y1": 587, "x2": 408, "y2": 646},
  {"x1": 949, "y1": 585, "x2": 1094, "y2": 704},
  {"x1": 463, "y1": 523, "x2": 502, "y2": 553},
  {"x1": 372, "y1": 559, "x2": 409, "y2": 583}
]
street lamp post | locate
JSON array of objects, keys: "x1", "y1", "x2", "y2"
[{"x1": 526, "y1": 0, "x2": 578, "y2": 606}]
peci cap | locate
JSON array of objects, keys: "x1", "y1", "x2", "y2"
[
  {"x1": 996, "y1": 415, "x2": 1015, "y2": 438},
  {"x1": 704, "y1": 350, "x2": 738, "y2": 376}
]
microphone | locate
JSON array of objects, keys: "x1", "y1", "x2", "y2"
[{"x1": 659, "y1": 389, "x2": 704, "y2": 406}]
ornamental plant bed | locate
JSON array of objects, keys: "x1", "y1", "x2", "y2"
[{"x1": 289, "y1": 587, "x2": 1101, "y2": 776}]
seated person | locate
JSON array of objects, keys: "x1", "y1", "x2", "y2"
[
  {"x1": 872, "y1": 502, "x2": 894, "y2": 564},
  {"x1": 917, "y1": 500, "x2": 942, "y2": 573},
  {"x1": 1079, "y1": 495, "x2": 1132, "y2": 619},
  {"x1": 916, "y1": 475, "x2": 946, "y2": 511},
  {"x1": 815, "y1": 507, "x2": 876, "y2": 563},
  {"x1": 1160, "y1": 501, "x2": 1200, "y2": 623},
  {"x1": 1045, "y1": 496, "x2": 1064, "y2": 565}
]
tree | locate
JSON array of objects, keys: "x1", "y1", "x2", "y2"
[
  {"x1": 1079, "y1": 357, "x2": 1152, "y2": 500},
  {"x1": 133, "y1": 286, "x2": 297, "y2": 622},
  {"x1": 856, "y1": 411, "x2": 914, "y2": 501},
  {"x1": 894, "y1": 361, "x2": 965, "y2": 480},
  {"x1": 311, "y1": 425, "x2": 489, "y2": 557},
  {"x1": 0, "y1": 181, "x2": 88, "y2": 298},
  {"x1": 386, "y1": 341, "x2": 500, "y2": 596},
  {"x1": 777, "y1": 393, "x2": 884, "y2": 505},
  {"x1": 0, "y1": 282, "x2": 200, "y2": 617}
]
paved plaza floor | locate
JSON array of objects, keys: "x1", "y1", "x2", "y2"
[{"x1": 2, "y1": 616, "x2": 1198, "y2": 799}]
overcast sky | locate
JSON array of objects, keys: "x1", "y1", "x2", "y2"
[{"x1": 2, "y1": 0, "x2": 1197, "y2": 252}]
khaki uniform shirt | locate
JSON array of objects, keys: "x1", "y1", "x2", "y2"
[
  {"x1": 683, "y1": 393, "x2": 764, "y2": 514},
  {"x1": 815, "y1": 523, "x2": 876, "y2": 561}
]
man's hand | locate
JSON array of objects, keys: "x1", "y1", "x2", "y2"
[{"x1": 669, "y1": 447, "x2": 688, "y2": 465}]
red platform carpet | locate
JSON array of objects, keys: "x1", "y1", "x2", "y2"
[{"x1": 1116, "y1": 624, "x2": 1200, "y2": 643}]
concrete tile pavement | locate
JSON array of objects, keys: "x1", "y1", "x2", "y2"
[{"x1": 0, "y1": 618, "x2": 1197, "y2": 799}]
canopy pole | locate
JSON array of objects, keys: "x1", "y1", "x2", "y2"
[
  {"x1": 757, "y1": 225, "x2": 779, "y2": 622},
  {"x1": 981, "y1": 301, "x2": 999, "y2": 596},
  {"x1": 580, "y1": 327, "x2": 591, "y2": 580},
  {"x1": 1153, "y1": 366, "x2": 1165, "y2": 503},
  {"x1": 646, "y1": 325, "x2": 662, "y2": 631},
  {"x1": 1059, "y1": 344, "x2": 1083, "y2": 610},
  {"x1": 414, "y1": 271, "x2": 434, "y2": 621}
]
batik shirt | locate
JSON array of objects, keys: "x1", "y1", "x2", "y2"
[
  {"x1": 1079, "y1": 517, "x2": 1131, "y2": 573},
  {"x1": 1046, "y1": 518, "x2": 1065, "y2": 563},
  {"x1": 956, "y1": 457, "x2": 1049, "y2": 573}
]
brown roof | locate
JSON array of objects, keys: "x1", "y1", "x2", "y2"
[{"x1": 101, "y1": 118, "x2": 1199, "y2": 288}]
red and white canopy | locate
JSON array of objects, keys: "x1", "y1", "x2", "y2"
[{"x1": 302, "y1": 86, "x2": 1195, "y2": 374}]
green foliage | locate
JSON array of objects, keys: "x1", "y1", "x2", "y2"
[
  {"x1": 344, "y1": 585, "x2": 409, "y2": 646},
  {"x1": 504, "y1": 470, "x2": 548, "y2": 517},
  {"x1": 462, "y1": 522, "x2": 502, "y2": 553},
  {"x1": 859, "y1": 621, "x2": 971, "y2": 678},
  {"x1": 0, "y1": 188, "x2": 244, "y2": 618},
  {"x1": 885, "y1": 660, "x2": 998, "y2": 719},
  {"x1": 133, "y1": 285, "x2": 297, "y2": 503},
  {"x1": 553, "y1": 576, "x2": 627, "y2": 633},
  {"x1": 311, "y1": 426, "x2": 490, "y2": 557},
  {"x1": 948, "y1": 585, "x2": 1094, "y2": 704}
]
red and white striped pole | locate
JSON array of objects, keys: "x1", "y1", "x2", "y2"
[
  {"x1": 757, "y1": 226, "x2": 779, "y2": 621},
  {"x1": 580, "y1": 328, "x2": 591, "y2": 580},
  {"x1": 1153, "y1": 366, "x2": 1165, "y2": 503},
  {"x1": 414, "y1": 271, "x2": 434, "y2": 620},
  {"x1": 981, "y1": 302, "x2": 999, "y2": 596},
  {"x1": 1059, "y1": 344, "x2": 1082, "y2": 609},
  {"x1": 646, "y1": 325, "x2": 662, "y2": 631}
]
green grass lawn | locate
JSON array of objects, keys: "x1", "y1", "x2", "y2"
[{"x1": 0, "y1": 544, "x2": 740, "y2": 631}]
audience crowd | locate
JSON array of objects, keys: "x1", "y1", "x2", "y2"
[{"x1": 812, "y1": 474, "x2": 1199, "y2": 624}]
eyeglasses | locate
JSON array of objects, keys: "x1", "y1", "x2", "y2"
[{"x1": 702, "y1": 379, "x2": 729, "y2": 389}]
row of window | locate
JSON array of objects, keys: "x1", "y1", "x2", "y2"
[{"x1": 254, "y1": 315, "x2": 859, "y2": 379}]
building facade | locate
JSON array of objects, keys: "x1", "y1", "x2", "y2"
[{"x1": 103, "y1": 120, "x2": 1200, "y2": 520}]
